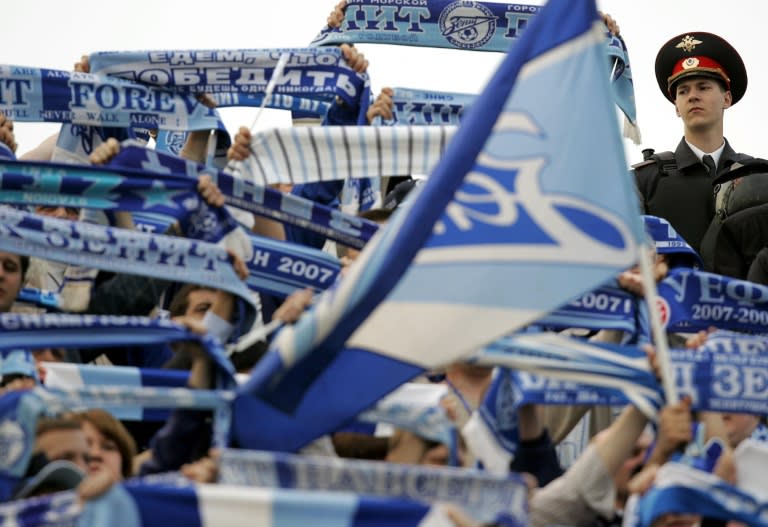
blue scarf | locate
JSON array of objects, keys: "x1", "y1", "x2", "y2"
[
  {"x1": 311, "y1": 0, "x2": 637, "y2": 127},
  {"x1": 0, "y1": 156, "x2": 345, "y2": 294},
  {"x1": 475, "y1": 331, "x2": 768, "y2": 417},
  {"x1": 657, "y1": 268, "x2": 768, "y2": 334},
  {"x1": 0, "y1": 206, "x2": 258, "y2": 322},
  {"x1": 532, "y1": 282, "x2": 640, "y2": 335},
  {"x1": 0, "y1": 313, "x2": 235, "y2": 387},
  {"x1": 0, "y1": 66, "x2": 221, "y2": 131},
  {"x1": 312, "y1": 0, "x2": 541, "y2": 51},
  {"x1": 375, "y1": 87, "x2": 474, "y2": 126},
  {"x1": 88, "y1": 47, "x2": 370, "y2": 121},
  {"x1": 217, "y1": 448, "x2": 529, "y2": 527},
  {"x1": 110, "y1": 144, "x2": 379, "y2": 249}
]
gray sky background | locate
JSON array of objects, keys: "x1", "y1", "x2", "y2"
[{"x1": 4, "y1": 1, "x2": 766, "y2": 165}]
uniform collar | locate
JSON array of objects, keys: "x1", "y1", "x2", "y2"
[
  {"x1": 675, "y1": 137, "x2": 738, "y2": 170},
  {"x1": 685, "y1": 140, "x2": 725, "y2": 167}
]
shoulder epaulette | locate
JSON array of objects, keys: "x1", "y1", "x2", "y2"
[{"x1": 631, "y1": 159, "x2": 657, "y2": 170}]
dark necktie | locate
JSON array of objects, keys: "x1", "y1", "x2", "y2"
[{"x1": 702, "y1": 154, "x2": 717, "y2": 177}]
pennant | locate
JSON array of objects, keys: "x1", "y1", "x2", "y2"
[
  {"x1": 232, "y1": 0, "x2": 643, "y2": 452},
  {"x1": 218, "y1": 449, "x2": 529, "y2": 526}
]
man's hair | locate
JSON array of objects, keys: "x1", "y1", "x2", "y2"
[
  {"x1": 168, "y1": 283, "x2": 216, "y2": 318},
  {"x1": 35, "y1": 416, "x2": 82, "y2": 437}
]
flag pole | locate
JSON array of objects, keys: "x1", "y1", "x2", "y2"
[
  {"x1": 225, "y1": 52, "x2": 290, "y2": 177},
  {"x1": 637, "y1": 241, "x2": 678, "y2": 404}
]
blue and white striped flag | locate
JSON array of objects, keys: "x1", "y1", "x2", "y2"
[{"x1": 232, "y1": 0, "x2": 644, "y2": 452}]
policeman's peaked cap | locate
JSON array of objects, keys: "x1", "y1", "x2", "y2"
[{"x1": 655, "y1": 32, "x2": 747, "y2": 105}]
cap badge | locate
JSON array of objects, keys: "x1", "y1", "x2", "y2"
[
  {"x1": 682, "y1": 57, "x2": 700, "y2": 69},
  {"x1": 676, "y1": 35, "x2": 703, "y2": 52}
]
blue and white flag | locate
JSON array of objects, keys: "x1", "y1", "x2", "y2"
[
  {"x1": 0, "y1": 66, "x2": 220, "y2": 131},
  {"x1": 232, "y1": 0, "x2": 643, "y2": 452},
  {"x1": 218, "y1": 449, "x2": 528, "y2": 527},
  {"x1": 657, "y1": 268, "x2": 768, "y2": 334}
]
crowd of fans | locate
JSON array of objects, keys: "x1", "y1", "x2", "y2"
[{"x1": 0, "y1": 2, "x2": 766, "y2": 527}]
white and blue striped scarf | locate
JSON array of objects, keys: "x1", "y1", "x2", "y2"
[
  {"x1": 218, "y1": 448, "x2": 528, "y2": 527},
  {"x1": 240, "y1": 125, "x2": 455, "y2": 185}
]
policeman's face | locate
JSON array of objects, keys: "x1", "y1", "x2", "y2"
[{"x1": 673, "y1": 77, "x2": 732, "y2": 132}]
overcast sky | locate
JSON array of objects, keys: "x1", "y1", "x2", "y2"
[{"x1": 4, "y1": 0, "x2": 764, "y2": 165}]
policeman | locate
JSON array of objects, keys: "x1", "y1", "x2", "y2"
[{"x1": 634, "y1": 32, "x2": 752, "y2": 255}]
